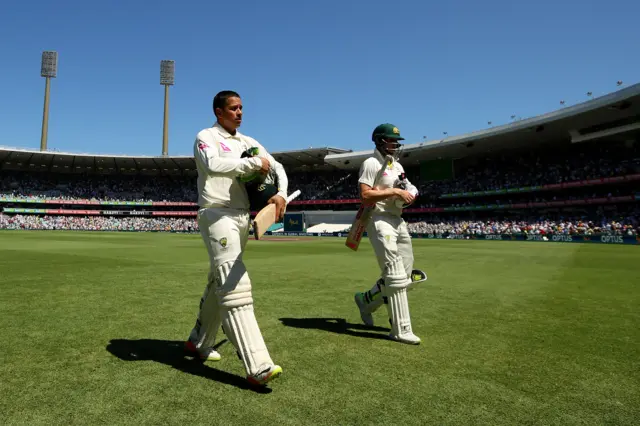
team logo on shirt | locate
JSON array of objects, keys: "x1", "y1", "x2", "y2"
[
  {"x1": 219, "y1": 142, "x2": 231, "y2": 152},
  {"x1": 219, "y1": 237, "x2": 228, "y2": 248}
]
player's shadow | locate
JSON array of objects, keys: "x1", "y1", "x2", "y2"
[
  {"x1": 279, "y1": 317, "x2": 390, "y2": 340},
  {"x1": 105, "y1": 338, "x2": 272, "y2": 394}
]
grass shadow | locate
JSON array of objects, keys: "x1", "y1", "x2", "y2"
[
  {"x1": 279, "y1": 317, "x2": 390, "y2": 340},
  {"x1": 105, "y1": 338, "x2": 271, "y2": 394}
]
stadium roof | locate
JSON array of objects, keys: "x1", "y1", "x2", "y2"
[
  {"x1": 0, "y1": 145, "x2": 350, "y2": 175},
  {"x1": 0, "y1": 148, "x2": 196, "y2": 175},
  {"x1": 1, "y1": 83, "x2": 639, "y2": 174},
  {"x1": 326, "y1": 82, "x2": 640, "y2": 169}
]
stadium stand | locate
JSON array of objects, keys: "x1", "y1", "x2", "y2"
[{"x1": 2, "y1": 83, "x2": 639, "y2": 239}]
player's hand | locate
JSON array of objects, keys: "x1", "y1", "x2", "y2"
[
  {"x1": 395, "y1": 188, "x2": 415, "y2": 205},
  {"x1": 268, "y1": 195, "x2": 286, "y2": 222},
  {"x1": 258, "y1": 157, "x2": 270, "y2": 175}
]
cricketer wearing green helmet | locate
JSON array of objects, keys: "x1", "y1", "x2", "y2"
[
  {"x1": 351, "y1": 121, "x2": 426, "y2": 346},
  {"x1": 371, "y1": 123, "x2": 405, "y2": 160}
]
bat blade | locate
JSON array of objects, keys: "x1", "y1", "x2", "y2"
[
  {"x1": 253, "y1": 189, "x2": 301, "y2": 240},
  {"x1": 345, "y1": 203, "x2": 374, "y2": 251},
  {"x1": 253, "y1": 204, "x2": 277, "y2": 240}
]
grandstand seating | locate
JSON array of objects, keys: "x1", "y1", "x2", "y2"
[
  {"x1": 1, "y1": 138, "x2": 638, "y2": 236},
  {"x1": 2, "y1": 83, "x2": 639, "y2": 237}
]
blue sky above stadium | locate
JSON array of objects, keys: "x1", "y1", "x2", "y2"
[{"x1": 0, "y1": 0, "x2": 638, "y2": 156}]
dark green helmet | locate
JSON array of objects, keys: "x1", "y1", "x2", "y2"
[
  {"x1": 372, "y1": 123, "x2": 404, "y2": 159},
  {"x1": 372, "y1": 123, "x2": 405, "y2": 142},
  {"x1": 246, "y1": 182, "x2": 278, "y2": 212}
]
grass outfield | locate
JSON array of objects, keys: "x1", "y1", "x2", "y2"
[{"x1": 1, "y1": 231, "x2": 639, "y2": 425}]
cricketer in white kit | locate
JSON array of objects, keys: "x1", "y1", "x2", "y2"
[
  {"x1": 185, "y1": 90, "x2": 288, "y2": 386},
  {"x1": 353, "y1": 123, "x2": 427, "y2": 345}
]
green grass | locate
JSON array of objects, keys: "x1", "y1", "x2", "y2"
[{"x1": 0, "y1": 231, "x2": 639, "y2": 425}]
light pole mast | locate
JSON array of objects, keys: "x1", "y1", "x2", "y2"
[
  {"x1": 160, "y1": 60, "x2": 175, "y2": 156},
  {"x1": 40, "y1": 51, "x2": 58, "y2": 151}
]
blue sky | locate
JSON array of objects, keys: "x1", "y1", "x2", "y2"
[{"x1": 0, "y1": 0, "x2": 638, "y2": 156}]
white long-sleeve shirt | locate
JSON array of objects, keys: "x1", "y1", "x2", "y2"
[{"x1": 194, "y1": 123, "x2": 288, "y2": 210}]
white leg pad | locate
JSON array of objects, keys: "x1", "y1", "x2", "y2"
[
  {"x1": 363, "y1": 269, "x2": 427, "y2": 314},
  {"x1": 383, "y1": 257, "x2": 416, "y2": 339},
  {"x1": 216, "y1": 260, "x2": 273, "y2": 376},
  {"x1": 386, "y1": 287, "x2": 413, "y2": 336}
]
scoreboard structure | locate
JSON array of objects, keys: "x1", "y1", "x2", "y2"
[{"x1": 284, "y1": 212, "x2": 305, "y2": 232}]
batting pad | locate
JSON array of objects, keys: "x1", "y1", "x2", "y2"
[
  {"x1": 222, "y1": 305, "x2": 273, "y2": 376},
  {"x1": 189, "y1": 271, "x2": 222, "y2": 349},
  {"x1": 407, "y1": 269, "x2": 427, "y2": 291},
  {"x1": 383, "y1": 258, "x2": 414, "y2": 338},
  {"x1": 363, "y1": 269, "x2": 427, "y2": 314},
  {"x1": 216, "y1": 260, "x2": 273, "y2": 376},
  {"x1": 215, "y1": 259, "x2": 254, "y2": 307}
]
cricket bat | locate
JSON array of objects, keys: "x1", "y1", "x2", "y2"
[
  {"x1": 345, "y1": 154, "x2": 393, "y2": 251},
  {"x1": 253, "y1": 189, "x2": 301, "y2": 240}
]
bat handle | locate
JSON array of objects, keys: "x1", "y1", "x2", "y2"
[{"x1": 286, "y1": 189, "x2": 301, "y2": 203}]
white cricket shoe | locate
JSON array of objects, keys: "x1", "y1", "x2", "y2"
[
  {"x1": 247, "y1": 364, "x2": 283, "y2": 386},
  {"x1": 354, "y1": 292, "x2": 374, "y2": 326},
  {"x1": 184, "y1": 340, "x2": 222, "y2": 362},
  {"x1": 388, "y1": 332, "x2": 421, "y2": 345}
]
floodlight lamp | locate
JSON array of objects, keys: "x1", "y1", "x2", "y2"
[
  {"x1": 160, "y1": 60, "x2": 175, "y2": 85},
  {"x1": 41, "y1": 51, "x2": 58, "y2": 78}
]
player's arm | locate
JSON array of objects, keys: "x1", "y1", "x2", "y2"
[
  {"x1": 359, "y1": 183, "x2": 400, "y2": 203},
  {"x1": 400, "y1": 167, "x2": 419, "y2": 196},
  {"x1": 250, "y1": 139, "x2": 289, "y2": 220},
  {"x1": 194, "y1": 134, "x2": 262, "y2": 177},
  {"x1": 266, "y1": 154, "x2": 288, "y2": 201},
  {"x1": 358, "y1": 160, "x2": 413, "y2": 204},
  {"x1": 249, "y1": 140, "x2": 289, "y2": 200}
]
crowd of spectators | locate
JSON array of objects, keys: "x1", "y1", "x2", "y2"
[
  {"x1": 414, "y1": 142, "x2": 640, "y2": 196},
  {"x1": 0, "y1": 214, "x2": 197, "y2": 232},
  {"x1": 3, "y1": 207, "x2": 638, "y2": 236},
  {"x1": 1, "y1": 141, "x2": 638, "y2": 204},
  {"x1": 406, "y1": 219, "x2": 638, "y2": 236},
  {"x1": 0, "y1": 173, "x2": 195, "y2": 203},
  {"x1": 405, "y1": 207, "x2": 640, "y2": 236}
]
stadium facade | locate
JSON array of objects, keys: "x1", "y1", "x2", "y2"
[{"x1": 1, "y1": 83, "x2": 639, "y2": 240}]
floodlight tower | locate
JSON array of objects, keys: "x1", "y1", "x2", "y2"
[
  {"x1": 40, "y1": 51, "x2": 58, "y2": 151},
  {"x1": 160, "y1": 60, "x2": 175, "y2": 156}
]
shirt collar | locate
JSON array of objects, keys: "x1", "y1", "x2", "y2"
[
  {"x1": 373, "y1": 148, "x2": 394, "y2": 166},
  {"x1": 213, "y1": 122, "x2": 242, "y2": 140}
]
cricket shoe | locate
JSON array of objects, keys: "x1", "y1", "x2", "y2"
[
  {"x1": 184, "y1": 340, "x2": 222, "y2": 362},
  {"x1": 247, "y1": 364, "x2": 283, "y2": 386},
  {"x1": 388, "y1": 332, "x2": 421, "y2": 345},
  {"x1": 354, "y1": 292, "x2": 374, "y2": 326}
]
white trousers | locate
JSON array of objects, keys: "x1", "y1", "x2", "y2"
[
  {"x1": 191, "y1": 207, "x2": 277, "y2": 376},
  {"x1": 199, "y1": 207, "x2": 250, "y2": 268},
  {"x1": 366, "y1": 214, "x2": 414, "y2": 277},
  {"x1": 189, "y1": 207, "x2": 250, "y2": 349}
]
